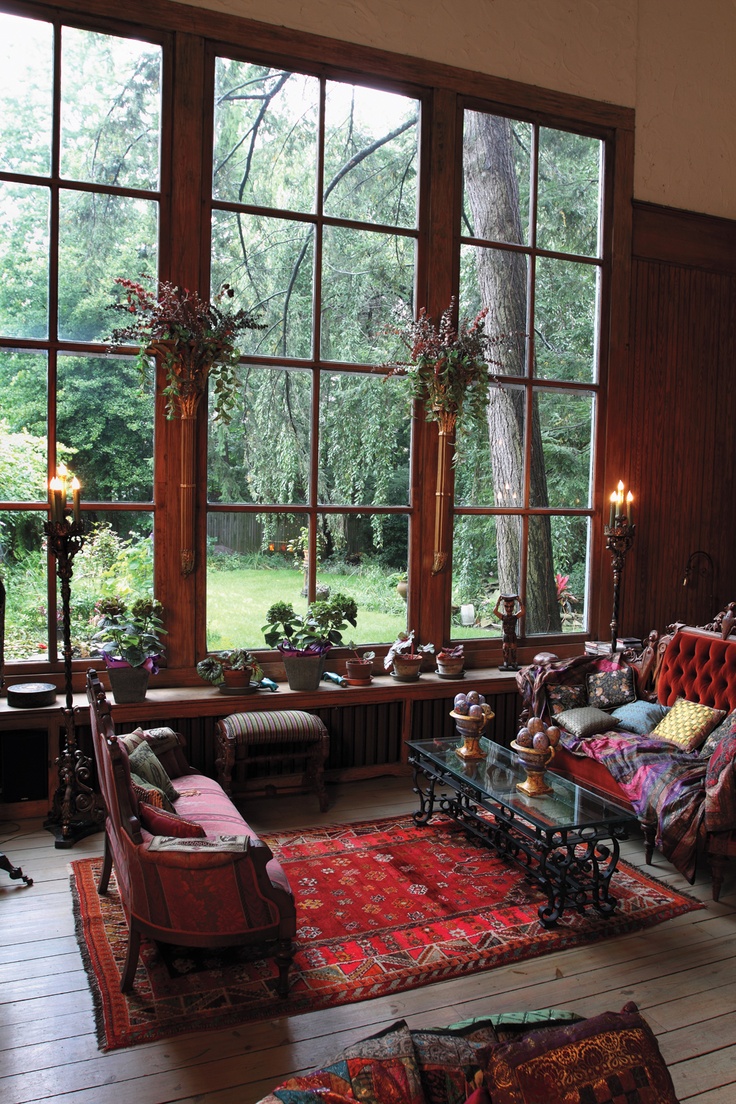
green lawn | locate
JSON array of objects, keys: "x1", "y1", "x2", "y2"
[{"x1": 206, "y1": 565, "x2": 410, "y2": 651}]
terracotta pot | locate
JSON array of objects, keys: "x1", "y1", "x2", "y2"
[
  {"x1": 437, "y1": 658, "x2": 464, "y2": 678},
  {"x1": 346, "y1": 658, "x2": 373, "y2": 681},
  {"x1": 391, "y1": 654, "x2": 423, "y2": 680},
  {"x1": 220, "y1": 668, "x2": 258, "y2": 694}
]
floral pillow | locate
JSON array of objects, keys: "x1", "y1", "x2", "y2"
[
  {"x1": 546, "y1": 683, "x2": 587, "y2": 716},
  {"x1": 652, "y1": 697, "x2": 726, "y2": 752},
  {"x1": 586, "y1": 666, "x2": 636, "y2": 710}
]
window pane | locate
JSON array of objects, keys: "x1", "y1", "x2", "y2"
[
  {"x1": 0, "y1": 13, "x2": 53, "y2": 176},
  {"x1": 0, "y1": 182, "x2": 50, "y2": 339},
  {"x1": 451, "y1": 514, "x2": 502, "y2": 640},
  {"x1": 58, "y1": 190, "x2": 158, "y2": 342},
  {"x1": 1, "y1": 509, "x2": 47, "y2": 660},
  {"x1": 462, "y1": 112, "x2": 531, "y2": 246},
  {"x1": 549, "y1": 513, "x2": 589, "y2": 633},
  {"x1": 208, "y1": 365, "x2": 312, "y2": 505},
  {"x1": 534, "y1": 258, "x2": 598, "y2": 382},
  {"x1": 526, "y1": 514, "x2": 565, "y2": 635},
  {"x1": 206, "y1": 510, "x2": 308, "y2": 650},
  {"x1": 321, "y1": 226, "x2": 414, "y2": 363},
  {"x1": 60, "y1": 28, "x2": 162, "y2": 190},
  {"x1": 319, "y1": 371, "x2": 410, "y2": 506},
  {"x1": 324, "y1": 82, "x2": 419, "y2": 228},
  {"x1": 454, "y1": 383, "x2": 526, "y2": 508},
  {"x1": 211, "y1": 211, "x2": 314, "y2": 359},
  {"x1": 530, "y1": 388, "x2": 593, "y2": 509},
  {"x1": 459, "y1": 244, "x2": 529, "y2": 374},
  {"x1": 57, "y1": 355, "x2": 154, "y2": 502},
  {"x1": 315, "y1": 512, "x2": 409, "y2": 647},
  {"x1": 0, "y1": 350, "x2": 48, "y2": 492},
  {"x1": 213, "y1": 63, "x2": 319, "y2": 213},
  {"x1": 69, "y1": 512, "x2": 155, "y2": 655},
  {"x1": 537, "y1": 128, "x2": 602, "y2": 257}
]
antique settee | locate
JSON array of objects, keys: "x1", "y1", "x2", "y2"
[
  {"x1": 516, "y1": 625, "x2": 736, "y2": 899},
  {"x1": 255, "y1": 1003, "x2": 680, "y2": 1104},
  {"x1": 86, "y1": 669, "x2": 296, "y2": 995}
]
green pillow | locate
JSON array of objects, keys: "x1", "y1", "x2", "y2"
[{"x1": 128, "y1": 740, "x2": 180, "y2": 807}]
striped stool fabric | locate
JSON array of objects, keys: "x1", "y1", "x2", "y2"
[{"x1": 215, "y1": 710, "x2": 330, "y2": 811}]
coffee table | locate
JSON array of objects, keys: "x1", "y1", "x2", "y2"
[{"x1": 406, "y1": 736, "x2": 637, "y2": 927}]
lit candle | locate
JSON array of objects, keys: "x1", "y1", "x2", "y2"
[
  {"x1": 616, "y1": 480, "x2": 624, "y2": 520},
  {"x1": 57, "y1": 463, "x2": 68, "y2": 519},
  {"x1": 626, "y1": 490, "x2": 633, "y2": 523},
  {"x1": 71, "y1": 477, "x2": 81, "y2": 526},
  {"x1": 609, "y1": 492, "x2": 616, "y2": 527},
  {"x1": 49, "y1": 476, "x2": 64, "y2": 524}
]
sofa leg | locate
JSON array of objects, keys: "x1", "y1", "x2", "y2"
[
  {"x1": 709, "y1": 853, "x2": 727, "y2": 902},
  {"x1": 642, "y1": 821, "x2": 656, "y2": 865},
  {"x1": 98, "y1": 832, "x2": 113, "y2": 895},
  {"x1": 274, "y1": 937, "x2": 293, "y2": 999},
  {"x1": 120, "y1": 924, "x2": 142, "y2": 992}
]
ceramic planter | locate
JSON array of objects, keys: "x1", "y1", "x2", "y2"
[
  {"x1": 391, "y1": 654, "x2": 423, "y2": 681},
  {"x1": 437, "y1": 658, "x2": 464, "y2": 678},
  {"x1": 107, "y1": 665, "x2": 149, "y2": 704},
  {"x1": 345, "y1": 658, "x2": 373, "y2": 682}
]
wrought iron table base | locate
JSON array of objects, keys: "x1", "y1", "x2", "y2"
[{"x1": 411, "y1": 758, "x2": 629, "y2": 927}]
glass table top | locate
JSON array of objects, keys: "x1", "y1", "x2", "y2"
[{"x1": 407, "y1": 736, "x2": 636, "y2": 833}]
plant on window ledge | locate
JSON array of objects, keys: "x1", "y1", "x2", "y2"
[
  {"x1": 196, "y1": 649, "x2": 263, "y2": 688},
  {"x1": 262, "y1": 594, "x2": 358, "y2": 656},
  {"x1": 90, "y1": 596, "x2": 166, "y2": 704}
]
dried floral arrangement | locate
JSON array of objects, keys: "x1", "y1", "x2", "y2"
[{"x1": 108, "y1": 277, "x2": 264, "y2": 421}]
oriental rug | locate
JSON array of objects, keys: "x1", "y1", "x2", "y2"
[{"x1": 70, "y1": 814, "x2": 702, "y2": 1051}]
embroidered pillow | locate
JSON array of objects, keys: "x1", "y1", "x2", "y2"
[
  {"x1": 131, "y1": 780, "x2": 167, "y2": 809},
  {"x1": 555, "y1": 706, "x2": 619, "y2": 740},
  {"x1": 138, "y1": 803, "x2": 206, "y2": 838},
  {"x1": 546, "y1": 683, "x2": 587, "y2": 715},
  {"x1": 611, "y1": 700, "x2": 670, "y2": 736},
  {"x1": 652, "y1": 697, "x2": 726, "y2": 752},
  {"x1": 128, "y1": 740, "x2": 180, "y2": 805},
  {"x1": 586, "y1": 666, "x2": 636, "y2": 710},
  {"x1": 411, "y1": 1026, "x2": 498, "y2": 1104},
  {"x1": 486, "y1": 1002, "x2": 679, "y2": 1104},
  {"x1": 700, "y1": 709, "x2": 736, "y2": 758}
]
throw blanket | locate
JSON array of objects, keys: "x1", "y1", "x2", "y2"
[{"x1": 517, "y1": 657, "x2": 736, "y2": 884}]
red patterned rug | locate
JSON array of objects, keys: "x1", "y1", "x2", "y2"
[{"x1": 70, "y1": 814, "x2": 702, "y2": 1050}]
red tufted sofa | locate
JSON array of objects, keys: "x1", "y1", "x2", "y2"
[
  {"x1": 86, "y1": 670, "x2": 296, "y2": 995},
  {"x1": 517, "y1": 627, "x2": 736, "y2": 900}
]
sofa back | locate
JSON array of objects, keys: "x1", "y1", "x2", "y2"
[
  {"x1": 86, "y1": 668, "x2": 143, "y2": 845},
  {"x1": 658, "y1": 628, "x2": 736, "y2": 713}
]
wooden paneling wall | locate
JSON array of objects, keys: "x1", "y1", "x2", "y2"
[{"x1": 598, "y1": 202, "x2": 736, "y2": 642}]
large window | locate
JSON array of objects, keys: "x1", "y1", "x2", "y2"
[
  {"x1": 0, "y1": 11, "x2": 161, "y2": 661},
  {"x1": 205, "y1": 64, "x2": 418, "y2": 649},
  {"x1": 452, "y1": 112, "x2": 602, "y2": 640},
  {"x1": 0, "y1": 0, "x2": 627, "y2": 674}
]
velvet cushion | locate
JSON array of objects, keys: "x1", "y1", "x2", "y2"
[
  {"x1": 138, "y1": 803, "x2": 206, "y2": 838},
  {"x1": 555, "y1": 706, "x2": 620, "y2": 739},
  {"x1": 586, "y1": 666, "x2": 636, "y2": 709},
  {"x1": 128, "y1": 740, "x2": 180, "y2": 805},
  {"x1": 651, "y1": 697, "x2": 726, "y2": 752},
  {"x1": 611, "y1": 700, "x2": 670, "y2": 736},
  {"x1": 486, "y1": 1002, "x2": 679, "y2": 1104},
  {"x1": 700, "y1": 709, "x2": 736, "y2": 758},
  {"x1": 546, "y1": 683, "x2": 587, "y2": 715}
]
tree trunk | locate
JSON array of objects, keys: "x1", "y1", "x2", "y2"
[{"x1": 463, "y1": 112, "x2": 560, "y2": 634}]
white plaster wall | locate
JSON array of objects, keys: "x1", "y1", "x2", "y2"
[{"x1": 174, "y1": 0, "x2": 736, "y2": 220}]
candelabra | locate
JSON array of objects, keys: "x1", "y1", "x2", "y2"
[
  {"x1": 604, "y1": 481, "x2": 636, "y2": 655},
  {"x1": 43, "y1": 474, "x2": 105, "y2": 847}
]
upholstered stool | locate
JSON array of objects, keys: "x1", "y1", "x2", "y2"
[{"x1": 215, "y1": 710, "x2": 330, "y2": 811}]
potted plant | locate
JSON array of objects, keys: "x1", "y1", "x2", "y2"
[
  {"x1": 262, "y1": 593, "x2": 358, "y2": 691},
  {"x1": 345, "y1": 644, "x2": 376, "y2": 683},
  {"x1": 196, "y1": 649, "x2": 263, "y2": 694},
  {"x1": 90, "y1": 596, "x2": 166, "y2": 703},
  {"x1": 436, "y1": 643, "x2": 465, "y2": 678},
  {"x1": 384, "y1": 630, "x2": 435, "y2": 681}
]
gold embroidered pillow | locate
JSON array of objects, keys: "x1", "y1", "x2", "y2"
[
  {"x1": 555, "y1": 706, "x2": 619, "y2": 739},
  {"x1": 586, "y1": 666, "x2": 636, "y2": 709},
  {"x1": 652, "y1": 697, "x2": 726, "y2": 752}
]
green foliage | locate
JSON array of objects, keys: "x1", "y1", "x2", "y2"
[
  {"x1": 262, "y1": 592, "x2": 358, "y2": 653},
  {"x1": 196, "y1": 649, "x2": 263, "y2": 686},
  {"x1": 89, "y1": 594, "x2": 166, "y2": 667}
]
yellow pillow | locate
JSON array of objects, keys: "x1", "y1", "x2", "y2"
[{"x1": 652, "y1": 698, "x2": 726, "y2": 752}]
